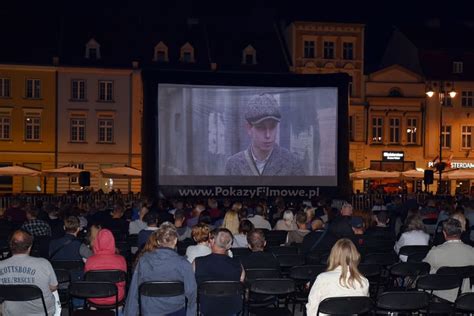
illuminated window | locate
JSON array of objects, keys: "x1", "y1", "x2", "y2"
[
  {"x1": 441, "y1": 125, "x2": 451, "y2": 148},
  {"x1": 462, "y1": 126, "x2": 472, "y2": 149},
  {"x1": 372, "y1": 117, "x2": 383, "y2": 143},
  {"x1": 406, "y1": 118, "x2": 418, "y2": 144},
  {"x1": 24, "y1": 115, "x2": 41, "y2": 141},
  {"x1": 389, "y1": 117, "x2": 401, "y2": 143},
  {"x1": 304, "y1": 41, "x2": 315, "y2": 58}
]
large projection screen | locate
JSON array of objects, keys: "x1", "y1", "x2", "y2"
[{"x1": 157, "y1": 84, "x2": 338, "y2": 186}]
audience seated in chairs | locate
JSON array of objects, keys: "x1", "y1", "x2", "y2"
[
  {"x1": 423, "y1": 217, "x2": 474, "y2": 302},
  {"x1": 84, "y1": 228, "x2": 127, "y2": 307},
  {"x1": 103, "y1": 204, "x2": 129, "y2": 237},
  {"x1": 286, "y1": 211, "x2": 310, "y2": 245},
  {"x1": 124, "y1": 222, "x2": 197, "y2": 316},
  {"x1": 137, "y1": 212, "x2": 159, "y2": 249},
  {"x1": 128, "y1": 205, "x2": 148, "y2": 235},
  {"x1": 232, "y1": 219, "x2": 254, "y2": 248},
  {"x1": 394, "y1": 214, "x2": 430, "y2": 261},
  {"x1": 49, "y1": 216, "x2": 89, "y2": 262},
  {"x1": 0, "y1": 230, "x2": 59, "y2": 315},
  {"x1": 21, "y1": 207, "x2": 51, "y2": 238},
  {"x1": 174, "y1": 210, "x2": 192, "y2": 241},
  {"x1": 194, "y1": 228, "x2": 245, "y2": 316},
  {"x1": 185, "y1": 223, "x2": 211, "y2": 263},
  {"x1": 274, "y1": 210, "x2": 297, "y2": 231},
  {"x1": 240, "y1": 229, "x2": 280, "y2": 270},
  {"x1": 365, "y1": 211, "x2": 395, "y2": 240},
  {"x1": 306, "y1": 238, "x2": 369, "y2": 316},
  {"x1": 248, "y1": 204, "x2": 272, "y2": 230}
]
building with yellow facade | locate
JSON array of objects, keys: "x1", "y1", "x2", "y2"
[{"x1": 0, "y1": 64, "x2": 56, "y2": 193}]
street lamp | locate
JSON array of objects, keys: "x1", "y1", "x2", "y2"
[{"x1": 426, "y1": 81, "x2": 456, "y2": 194}]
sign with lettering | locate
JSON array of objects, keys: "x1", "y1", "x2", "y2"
[
  {"x1": 427, "y1": 161, "x2": 474, "y2": 169},
  {"x1": 382, "y1": 151, "x2": 404, "y2": 162}
]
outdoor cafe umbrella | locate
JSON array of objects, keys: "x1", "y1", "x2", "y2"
[
  {"x1": 42, "y1": 166, "x2": 84, "y2": 177},
  {"x1": 100, "y1": 166, "x2": 141, "y2": 179},
  {"x1": 446, "y1": 169, "x2": 474, "y2": 180},
  {"x1": 350, "y1": 169, "x2": 401, "y2": 180},
  {"x1": 0, "y1": 165, "x2": 41, "y2": 176},
  {"x1": 401, "y1": 169, "x2": 425, "y2": 180}
]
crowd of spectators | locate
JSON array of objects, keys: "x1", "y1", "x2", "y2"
[{"x1": 1, "y1": 193, "x2": 474, "y2": 315}]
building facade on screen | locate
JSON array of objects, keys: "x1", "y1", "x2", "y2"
[
  {"x1": 284, "y1": 21, "x2": 366, "y2": 174},
  {"x1": 0, "y1": 64, "x2": 56, "y2": 193}
]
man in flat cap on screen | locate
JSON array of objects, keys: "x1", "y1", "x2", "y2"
[{"x1": 225, "y1": 93, "x2": 305, "y2": 176}]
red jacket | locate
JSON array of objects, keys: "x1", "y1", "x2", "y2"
[{"x1": 84, "y1": 229, "x2": 127, "y2": 305}]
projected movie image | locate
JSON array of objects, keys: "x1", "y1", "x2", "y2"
[{"x1": 158, "y1": 84, "x2": 338, "y2": 186}]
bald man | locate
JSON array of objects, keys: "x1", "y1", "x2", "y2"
[{"x1": 0, "y1": 230, "x2": 58, "y2": 315}]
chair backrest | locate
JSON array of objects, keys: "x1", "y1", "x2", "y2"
[
  {"x1": 199, "y1": 281, "x2": 243, "y2": 297},
  {"x1": 416, "y1": 274, "x2": 461, "y2": 291},
  {"x1": 363, "y1": 252, "x2": 398, "y2": 266},
  {"x1": 0, "y1": 284, "x2": 48, "y2": 316},
  {"x1": 389, "y1": 262, "x2": 430, "y2": 277},
  {"x1": 54, "y1": 268, "x2": 71, "y2": 284},
  {"x1": 264, "y1": 231, "x2": 287, "y2": 246},
  {"x1": 318, "y1": 296, "x2": 373, "y2": 315},
  {"x1": 139, "y1": 281, "x2": 185, "y2": 298},
  {"x1": 250, "y1": 278, "x2": 295, "y2": 295},
  {"x1": 51, "y1": 260, "x2": 84, "y2": 271},
  {"x1": 276, "y1": 254, "x2": 305, "y2": 268},
  {"x1": 407, "y1": 252, "x2": 428, "y2": 262},
  {"x1": 358, "y1": 263, "x2": 381, "y2": 278},
  {"x1": 245, "y1": 268, "x2": 281, "y2": 283},
  {"x1": 376, "y1": 291, "x2": 430, "y2": 312},
  {"x1": 289, "y1": 265, "x2": 326, "y2": 281},
  {"x1": 84, "y1": 269, "x2": 127, "y2": 283},
  {"x1": 269, "y1": 246, "x2": 298, "y2": 256},
  {"x1": 399, "y1": 245, "x2": 430, "y2": 257},
  {"x1": 232, "y1": 247, "x2": 251, "y2": 258},
  {"x1": 68, "y1": 281, "x2": 118, "y2": 299},
  {"x1": 437, "y1": 265, "x2": 474, "y2": 279},
  {"x1": 455, "y1": 293, "x2": 474, "y2": 313}
]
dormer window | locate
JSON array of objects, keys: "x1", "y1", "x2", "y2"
[
  {"x1": 389, "y1": 87, "x2": 403, "y2": 97},
  {"x1": 242, "y1": 45, "x2": 257, "y2": 65},
  {"x1": 85, "y1": 38, "x2": 101, "y2": 60},
  {"x1": 453, "y1": 61, "x2": 463, "y2": 74},
  {"x1": 180, "y1": 42, "x2": 195, "y2": 63},
  {"x1": 153, "y1": 42, "x2": 168, "y2": 62}
]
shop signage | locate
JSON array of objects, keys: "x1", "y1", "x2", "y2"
[
  {"x1": 427, "y1": 161, "x2": 474, "y2": 169},
  {"x1": 382, "y1": 151, "x2": 404, "y2": 161}
]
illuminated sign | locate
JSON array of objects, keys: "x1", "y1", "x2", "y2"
[
  {"x1": 427, "y1": 161, "x2": 474, "y2": 169},
  {"x1": 382, "y1": 151, "x2": 404, "y2": 161}
]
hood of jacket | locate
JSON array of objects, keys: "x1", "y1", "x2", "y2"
[{"x1": 93, "y1": 228, "x2": 116, "y2": 255}]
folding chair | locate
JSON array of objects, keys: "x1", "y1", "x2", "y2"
[
  {"x1": 84, "y1": 270, "x2": 127, "y2": 310},
  {"x1": 317, "y1": 296, "x2": 373, "y2": 315},
  {"x1": 139, "y1": 281, "x2": 185, "y2": 316},
  {"x1": 0, "y1": 284, "x2": 48, "y2": 316},
  {"x1": 68, "y1": 281, "x2": 118, "y2": 316},
  {"x1": 198, "y1": 281, "x2": 244, "y2": 316},
  {"x1": 376, "y1": 291, "x2": 430, "y2": 315},
  {"x1": 454, "y1": 292, "x2": 474, "y2": 314},
  {"x1": 248, "y1": 278, "x2": 296, "y2": 316},
  {"x1": 416, "y1": 274, "x2": 460, "y2": 314}
]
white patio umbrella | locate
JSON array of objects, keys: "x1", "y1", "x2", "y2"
[
  {"x1": 100, "y1": 166, "x2": 141, "y2": 179},
  {"x1": 401, "y1": 169, "x2": 425, "y2": 180},
  {"x1": 0, "y1": 165, "x2": 41, "y2": 176},
  {"x1": 350, "y1": 169, "x2": 401, "y2": 180},
  {"x1": 446, "y1": 169, "x2": 474, "y2": 180},
  {"x1": 42, "y1": 166, "x2": 84, "y2": 177}
]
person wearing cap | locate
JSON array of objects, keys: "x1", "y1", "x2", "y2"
[{"x1": 224, "y1": 93, "x2": 305, "y2": 176}]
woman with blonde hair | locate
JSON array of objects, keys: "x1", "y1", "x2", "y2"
[
  {"x1": 221, "y1": 210, "x2": 240, "y2": 235},
  {"x1": 306, "y1": 238, "x2": 369, "y2": 316},
  {"x1": 394, "y1": 214, "x2": 429, "y2": 261},
  {"x1": 185, "y1": 223, "x2": 211, "y2": 263}
]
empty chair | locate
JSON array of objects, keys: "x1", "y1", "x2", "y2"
[
  {"x1": 276, "y1": 254, "x2": 305, "y2": 271},
  {"x1": 454, "y1": 292, "x2": 474, "y2": 314},
  {"x1": 376, "y1": 291, "x2": 430, "y2": 315},
  {"x1": 138, "y1": 281, "x2": 186, "y2": 316},
  {"x1": 317, "y1": 296, "x2": 373, "y2": 315},
  {"x1": 198, "y1": 281, "x2": 244, "y2": 316},
  {"x1": 416, "y1": 274, "x2": 460, "y2": 314},
  {"x1": 68, "y1": 281, "x2": 118, "y2": 316},
  {"x1": 0, "y1": 284, "x2": 48, "y2": 316}
]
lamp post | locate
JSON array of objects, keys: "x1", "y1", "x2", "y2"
[{"x1": 426, "y1": 81, "x2": 456, "y2": 194}]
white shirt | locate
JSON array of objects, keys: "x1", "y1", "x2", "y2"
[
  {"x1": 185, "y1": 244, "x2": 211, "y2": 263},
  {"x1": 251, "y1": 148, "x2": 272, "y2": 175},
  {"x1": 248, "y1": 215, "x2": 272, "y2": 230},
  {"x1": 306, "y1": 266, "x2": 369, "y2": 316},
  {"x1": 129, "y1": 220, "x2": 147, "y2": 235},
  {"x1": 394, "y1": 230, "x2": 430, "y2": 261},
  {"x1": 232, "y1": 234, "x2": 248, "y2": 248}
]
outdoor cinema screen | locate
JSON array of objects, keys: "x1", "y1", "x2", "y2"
[{"x1": 158, "y1": 84, "x2": 338, "y2": 186}]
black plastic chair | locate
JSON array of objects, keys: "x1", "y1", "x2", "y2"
[
  {"x1": 437, "y1": 265, "x2": 474, "y2": 297},
  {"x1": 68, "y1": 281, "x2": 118, "y2": 316},
  {"x1": 388, "y1": 262, "x2": 430, "y2": 290},
  {"x1": 139, "y1": 281, "x2": 185, "y2": 316},
  {"x1": 317, "y1": 296, "x2": 373, "y2": 315},
  {"x1": 358, "y1": 263, "x2": 381, "y2": 298},
  {"x1": 454, "y1": 292, "x2": 474, "y2": 314},
  {"x1": 269, "y1": 246, "x2": 298, "y2": 256},
  {"x1": 265, "y1": 231, "x2": 288, "y2": 247},
  {"x1": 290, "y1": 265, "x2": 326, "y2": 314},
  {"x1": 276, "y1": 254, "x2": 305, "y2": 274},
  {"x1": 0, "y1": 284, "x2": 48, "y2": 316},
  {"x1": 245, "y1": 268, "x2": 281, "y2": 283},
  {"x1": 399, "y1": 245, "x2": 430, "y2": 261},
  {"x1": 248, "y1": 278, "x2": 296, "y2": 316},
  {"x1": 376, "y1": 291, "x2": 430, "y2": 315},
  {"x1": 84, "y1": 270, "x2": 127, "y2": 310},
  {"x1": 232, "y1": 247, "x2": 251, "y2": 259},
  {"x1": 55, "y1": 268, "x2": 71, "y2": 306},
  {"x1": 363, "y1": 252, "x2": 398, "y2": 267},
  {"x1": 198, "y1": 281, "x2": 244, "y2": 316},
  {"x1": 416, "y1": 274, "x2": 460, "y2": 314},
  {"x1": 52, "y1": 260, "x2": 85, "y2": 271}
]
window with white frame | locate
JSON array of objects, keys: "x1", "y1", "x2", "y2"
[
  {"x1": 0, "y1": 116, "x2": 11, "y2": 140},
  {"x1": 406, "y1": 118, "x2": 418, "y2": 144},
  {"x1": 462, "y1": 91, "x2": 474, "y2": 107},
  {"x1": 304, "y1": 40, "x2": 315, "y2": 58},
  {"x1": 98, "y1": 81, "x2": 113, "y2": 101},
  {"x1": 25, "y1": 79, "x2": 41, "y2": 99},
  {"x1": 441, "y1": 125, "x2": 451, "y2": 148},
  {"x1": 153, "y1": 42, "x2": 168, "y2": 62},
  {"x1": 24, "y1": 115, "x2": 41, "y2": 141},
  {"x1": 70, "y1": 163, "x2": 84, "y2": 184},
  {"x1": 71, "y1": 79, "x2": 86, "y2": 100},
  {"x1": 462, "y1": 126, "x2": 472, "y2": 149},
  {"x1": 323, "y1": 41, "x2": 335, "y2": 59},
  {"x1": 70, "y1": 118, "x2": 86, "y2": 142},
  {"x1": 98, "y1": 119, "x2": 113, "y2": 143},
  {"x1": 372, "y1": 117, "x2": 383, "y2": 143},
  {"x1": 453, "y1": 61, "x2": 463, "y2": 74},
  {"x1": 0, "y1": 78, "x2": 11, "y2": 97},
  {"x1": 342, "y1": 42, "x2": 354, "y2": 60},
  {"x1": 389, "y1": 117, "x2": 401, "y2": 143}
]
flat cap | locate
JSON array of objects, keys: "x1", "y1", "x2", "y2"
[{"x1": 245, "y1": 93, "x2": 281, "y2": 124}]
